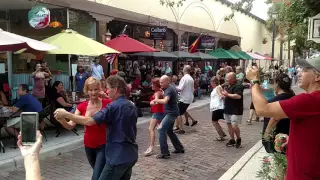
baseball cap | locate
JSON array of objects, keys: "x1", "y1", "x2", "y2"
[{"x1": 296, "y1": 53, "x2": 320, "y2": 71}]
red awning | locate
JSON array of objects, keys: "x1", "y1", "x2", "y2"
[{"x1": 105, "y1": 34, "x2": 157, "y2": 53}]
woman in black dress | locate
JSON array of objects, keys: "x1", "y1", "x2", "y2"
[{"x1": 262, "y1": 73, "x2": 294, "y2": 153}]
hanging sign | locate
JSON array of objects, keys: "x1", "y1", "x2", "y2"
[
  {"x1": 150, "y1": 26, "x2": 167, "y2": 40},
  {"x1": 28, "y1": 6, "x2": 51, "y2": 29},
  {"x1": 308, "y1": 13, "x2": 320, "y2": 43}
]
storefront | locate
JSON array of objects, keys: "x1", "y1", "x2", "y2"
[
  {"x1": 107, "y1": 20, "x2": 178, "y2": 75},
  {"x1": 0, "y1": 1, "x2": 97, "y2": 90}
]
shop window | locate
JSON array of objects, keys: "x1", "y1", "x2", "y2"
[{"x1": 69, "y1": 10, "x2": 96, "y2": 39}]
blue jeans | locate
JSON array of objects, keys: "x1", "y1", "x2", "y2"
[
  {"x1": 158, "y1": 113, "x2": 184, "y2": 155},
  {"x1": 85, "y1": 145, "x2": 106, "y2": 180},
  {"x1": 98, "y1": 161, "x2": 136, "y2": 180}
]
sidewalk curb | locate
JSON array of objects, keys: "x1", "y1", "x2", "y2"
[
  {"x1": 0, "y1": 90, "x2": 252, "y2": 171},
  {"x1": 218, "y1": 140, "x2": 263, "y2": 180},
  {"x1": 0, "y1": 138, "x2": 83, "y2": 171}
]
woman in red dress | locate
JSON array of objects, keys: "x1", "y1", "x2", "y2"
[
  {"x1": 144, "y1": 78, "x2": 165, "y2": 156},
  {"x1": 58, "y1": 77, "x2": 111, "y2": 180}
]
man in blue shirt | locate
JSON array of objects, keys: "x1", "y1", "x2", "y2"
[
  {"x1": 54, "y1": 75, "x2": 138, "y2": 180},
  {"x1": 152, "y1": 75, "x2": 184, "y2": 159},
  {"x1": 6, "y1": 84, "x2": 42, "y2": 137},
  {"x1": 91, "y1": 57, "x2": 105, "y2": 80}
]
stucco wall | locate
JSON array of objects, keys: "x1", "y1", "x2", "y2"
[{"x1": 90, "y1": 0, "x2": 290, "y2": 66}]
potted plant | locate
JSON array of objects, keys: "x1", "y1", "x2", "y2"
[{"x1": 262, "y1": 38, "x2": 268, "y2": 44}]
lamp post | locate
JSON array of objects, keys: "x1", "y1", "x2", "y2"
[
  {"x1": 271, "y1": 11, "x2": 278, "y2": 59},
  {"x1": 105, "y1": 29, "x2": 112, "y2": 42}
]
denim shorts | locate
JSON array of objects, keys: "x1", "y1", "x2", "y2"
[{"x1": 152, "y1": 113, "x2": 165, "y2": 121}]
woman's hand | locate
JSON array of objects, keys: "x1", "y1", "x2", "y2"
[{"x1": 17, "y1": 131, "x2": 42, "y2": 157}]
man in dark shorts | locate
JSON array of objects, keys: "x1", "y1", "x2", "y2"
[
  {"x1": 175, "y1": 65, "x2": 198, "y2": 134},
  {"x1": 152, "y1": 75, "x2": 184, "y2": 159}
]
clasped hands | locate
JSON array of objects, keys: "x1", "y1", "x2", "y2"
[{"x1": 54, "y1": 108, "x2": 70, "y2": 123}]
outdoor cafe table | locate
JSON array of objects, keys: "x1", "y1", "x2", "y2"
[{"x1": 0, "y1": 108, "x2": 20, "y2": 153}]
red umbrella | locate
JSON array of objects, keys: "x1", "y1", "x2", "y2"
[{"x1": 105, "y1": 34, "x2": 157, "y2": 53}]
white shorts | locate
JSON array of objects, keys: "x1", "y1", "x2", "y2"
[{"x1": 224, "y1": 114, "x2": 242, "y2": 125}]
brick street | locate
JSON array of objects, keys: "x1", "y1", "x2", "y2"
[{"x1": 0, "y1": 93, "x2": 266, "y2": 180}]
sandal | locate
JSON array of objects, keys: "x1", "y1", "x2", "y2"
[
  {"x1": 246, "y1": 120, "x2": 252, "y2": 125},
  {"x1": 215, "y1": 137, "x2": 226, "y2": 141},
  {"x1": 156, "y1": 154, "x2": 170, "y2": 159},
  {"x1": 144, "y1": 147, "x2": 154, "y2": 156}
]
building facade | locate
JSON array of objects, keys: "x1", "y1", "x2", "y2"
[{"x1": 0, "y1": 0, "x2": 292, "y2": 89}]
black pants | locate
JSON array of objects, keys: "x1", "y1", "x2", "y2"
[{"x1": 98, "y1": 161, "x2": 136, "y2": 180}]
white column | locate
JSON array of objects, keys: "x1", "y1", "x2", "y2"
[{"x1": 7, "y1": 51, "x2": 12, "y2": 88}]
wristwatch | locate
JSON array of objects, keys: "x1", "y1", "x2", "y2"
[{"x1": 251, "y1": 79, "x2": 260, "y2": 85}]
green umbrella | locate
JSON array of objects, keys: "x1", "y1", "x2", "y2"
[
  {"x1": 193, "y1": 52, "x2": 217, "y2": 60},
  {"x1": 208, "y1": 48, "x2": 238, "y2": 59},
  {"x1": 229, "y1": 50, "x2": 252, "y2": 60},
  {"x1": 42, "y1": 29, "x2": 119, "y2": 56}
]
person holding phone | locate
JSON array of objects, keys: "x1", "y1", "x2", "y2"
[
  {"x1": 57, "y1": 77, "x2": 111, "y2": 180},
  {"x1": 32, "y1": 63, "x2": 49, "y2": 101},
  {"x1": 18, "y1": 130, "x2": 42, "y2": 180},
  {"x1": 247, "y1": 54, "x2": 320, "y2": 180}
]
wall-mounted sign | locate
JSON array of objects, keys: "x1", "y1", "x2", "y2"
[
  {"x1": 28, "y1": 6, "x2": 50, "y2": 29},
  {"x1": 201, "y1": 35, "x2": 215, "y2": 48},
  {"x1": 150, "y1": 26, "x2": 167, "y2": 40},
  {"x1": 308, "y1": 13, "x2": 320, "y2": 43}
]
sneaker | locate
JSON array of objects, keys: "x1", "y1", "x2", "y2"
[
  {"x1": 172, "y1": 149, "x2": 185, "y2": 154},
  {"x1": 184, "y1": 122, "x2": 190, "y2": 126},
  {"x1": 236, "y1": 138, "x2": 242, "y2": 148},
  {"x1": 226, "y1": 139, "x2": 236, "y2": 147},
  {"x1": 191, "y1": 121, "x2": 198, "y2": 127},
  {"x1": 175, "y1": 129, "x2": 186, "y2": 134},
  {"x1": 144, "y1": 146, "x2": 154, "y2": 156},
  {"x1": 156, "y1": 154, "x2": 170, "y2": 159},
  {"x1": 173, "y1": 126, "x2": 180, "y2": 131}
]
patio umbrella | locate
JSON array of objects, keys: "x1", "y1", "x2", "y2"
[
  {"x1": 193, "y1": 52, "x2": 217, "y2": 60},
  {"x1": 0, "y1": 28, "x2": 57, "y2": 52},
  {"x1": 40, "y1": 29, "x2": 119, "y2": 56},
  {"x1": 105, "y1": 34, "x2": 156, "y2": 53},
  {"x1": 208, "y1": 48, "x2": 238, "y2": 59},
  {"x1": 246, "y1": 52, "x2": 265, "y2": 60},
  {"x1": 130, "y1": 51, "x2": 178, "y2": 60},
  {"x1": 170, "y1": 51, "x2": 201, "y2": 61}
]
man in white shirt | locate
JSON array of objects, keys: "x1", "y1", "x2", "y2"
[
  {"x1": 175, "y1": 65, "x2": 198, "y2": 134},
  {"x1": 91, "y1": 57, "x2": 105, "y2": 80}
]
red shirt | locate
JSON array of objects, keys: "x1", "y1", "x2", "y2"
[
  {"x1": 150, "y1": 91, "x2": 164, "y2": 113},
  {"x1": 279, "y1": 91, "x2": 320, "y2": 180},
  {"x1": 77, "y1": 98, "x2": 112, "y2": 148}
]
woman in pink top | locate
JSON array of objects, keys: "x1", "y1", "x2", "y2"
[{"x1": 32, "y1": 63, "x2": 49, "y2": 101}]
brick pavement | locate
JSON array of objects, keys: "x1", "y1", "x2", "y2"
[{"x1": 0, "y1": 94, "x2": 264, "y2": 180}]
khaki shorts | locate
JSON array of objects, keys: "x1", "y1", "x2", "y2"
[
  {"x1": 224, "y1": 114, "x2": 242, "y2": 125},
  {"x1": 6, "y1": 117, "x2": 20, "y2": 128}
]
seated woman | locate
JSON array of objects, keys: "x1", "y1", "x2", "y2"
[
  {"x1": 57, "y1": 77, "x2": 111, "y2": 180},
  {"x1": 262, "y1": 73, "x2": 294, "y2": 153},
  {"x1": 50, "y1": 81, "x2": 73, "y2": 111}
]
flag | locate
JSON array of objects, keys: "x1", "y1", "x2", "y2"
[
  {"x1": 120, "y1": 25, "x2": 127, "y2": 35},
  {"x1": 189, "y1": 35, "x2": 201, "y2": 53},
  {"x1": 104, "y1": 53, "x2": 118, "y2": 64}
]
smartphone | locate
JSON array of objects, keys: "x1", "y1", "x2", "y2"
[{"x1": 20, "y1": 112, "x2": 39, "y2": 145}]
